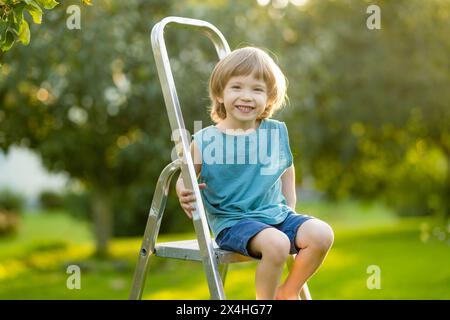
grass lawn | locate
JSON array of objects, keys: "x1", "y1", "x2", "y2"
[{"x1": 0, "y1": 203, "x2": 448, "y2": 299}]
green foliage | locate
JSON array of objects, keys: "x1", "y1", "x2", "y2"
[
  {"x1": 63, "y1": 190, "x2": 91, "y2": 220},
  {"x1": 0, "y1": 0, "x2": 449, "y2": 244},
  {"x1": 0, "y1": 188, "x2": 24, "y2": 236},
  {"x1": 0, "y1": 0, "x2": 58, "y2": 52},
  {"x1": 39, "y1": 190, "x2": 64, "y2": 210},
  {"x1": 0, "y1": 0, "x2": 182, "y2": 239},
  {"x1": 0, "y1": 0, "x2": 92, "y2": 53},
  {"x1": 0, "y1": 188, "x2": 25, "y2": 212},
  {"x1": 0, "y1": 210, "x2": 19, "y2": 235},
  {"x1": 277, "y1": 0, "x2": 450, "y2": 219}
]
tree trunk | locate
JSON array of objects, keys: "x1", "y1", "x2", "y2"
[{"x1": 92, "y1": 191, "x2": 113, "y2": 257}]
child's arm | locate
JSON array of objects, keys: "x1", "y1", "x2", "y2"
[
  {"x1": 175, "y1": 140, "x2": 205, "y2": 219},
  {"x1": 281, "y1": 164, "x2": 297, "y2": 211}
]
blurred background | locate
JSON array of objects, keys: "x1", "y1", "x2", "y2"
[{"x1": 0, "y1": 0, "x2": 449, "y2": 299}]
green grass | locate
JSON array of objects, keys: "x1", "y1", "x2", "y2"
[
  {"x1": 0, "y1": 210, "x2": 93, "y2": 261},
  {"x1": 0, "y1": 205, "x2": 448, "y2": 299}
]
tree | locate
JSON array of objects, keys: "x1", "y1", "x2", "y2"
[
  {"x1": 1, "y1": 0, "x2": 176, "y2": 255},
  {"x1": 278, "y1": 0, "x2": 450, "y2": 219},
  {"x1": 1, "y1": 0, "x2": 448, "y2": 258}
]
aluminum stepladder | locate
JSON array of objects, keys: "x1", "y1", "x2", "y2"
[{"x1": 129, "y1": 16, "x2": 312, "y2": 300}]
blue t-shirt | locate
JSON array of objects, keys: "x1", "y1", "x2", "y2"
[{"x1": 193, "y1": 119, "x2": 293, "y2": 238}]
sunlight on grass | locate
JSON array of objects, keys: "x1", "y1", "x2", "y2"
[
  {"x1": 109, "y1": 239, "x2": 141, "y2": 260},
  {"x1": 338, "y1": 278, "x2": 371, "y2": 299},
  {"x1": 299, "y1": 199, "x2": 399, "y2": 230},
  {"x1": 225, "y1": 266, "x2": 255, "y2": 286},
  {"x1": 223, "y1": 265, "x2": 256, "y2": 299},
  {"x1": 27, "y1": 244, "x2": 94, "y2": 270},
  {"x1": 317, "y1": 249, "x2": 359, "y2": 271},
  {"x1": 0, "y1": 259, "x2": 27, "y2": 281},
  {"x1": 0, "y1": 243, "x2": 94, "y2": 281},
  {"x1": 0, "y1": 209, "x2": 448, "y2": 299}
]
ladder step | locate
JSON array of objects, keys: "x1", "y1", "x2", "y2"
[{"x1": 154, "y1": 239, "x2": 254, "y2": 264}]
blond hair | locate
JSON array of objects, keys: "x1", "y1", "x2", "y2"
[{"x1": 209, "y1": 46, "x2": 288, "y2": 123}]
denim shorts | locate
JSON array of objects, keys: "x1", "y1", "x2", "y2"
[{"x1": 215, "y1": 212, "x2": 315, "y2": 258}]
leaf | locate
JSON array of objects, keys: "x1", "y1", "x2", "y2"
[
  {"x1": 0, "y1": 22, "x2": 7, "y2": 50},
  {"x1": 25, "y1": 2, "x2": 43, "y2": 24},
  {"x1": 1, "y1": 30, "x2": 15, "y2": 51},
  {"x1": 9, "y1": 10, "x2": 22, "y2": 35},
  {"x1": 35, "y1": 0, "x2": 59, "y2": 10},
  {"x1": 18, "y1": 18, "x2": 30, "y2": 45},
  {"x1": 0, "y1": 20, "x2": 7, "y2": 38},
  {"x1": 81, "y1": 0, "x2": 93, "y2": 5}
]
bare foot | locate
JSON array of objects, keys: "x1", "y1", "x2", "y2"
[{"x1": 275, "y1": 285, "x2": 301, "y2": 300}]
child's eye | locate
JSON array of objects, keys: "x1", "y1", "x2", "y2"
[
  {"x1": 254, "y1": 88, "x2": 264, "y2": 92},
  {"x1": 231, "y1": 85, "x2": 241, "y2": 89}
]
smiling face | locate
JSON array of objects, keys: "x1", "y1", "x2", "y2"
[
  {"x1": 216, "y1": 74, "x2": 268, "y2": 130},
  {"x1": 209, "y1": 47, "x2": 287, "y2": 125}
]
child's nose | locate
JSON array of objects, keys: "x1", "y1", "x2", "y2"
[{"x1": 240, "y1": 91, "x2": 253, "y2": 101}]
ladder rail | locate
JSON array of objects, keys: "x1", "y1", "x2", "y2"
[
  {"x1": 150, "y1": 16, "x2": 231, "y2": 300},
  {"x1": 129, "y1": 159, "x2": 181, "y2": 300}
]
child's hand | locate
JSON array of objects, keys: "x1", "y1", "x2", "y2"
[{"x1": 176, "y1": 177, "x2": 207, "y2": 219}]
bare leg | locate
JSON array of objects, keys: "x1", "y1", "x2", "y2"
[
  {"x1": 247, "y1": 228, "x2": 291, "y2": 300},
  {"x1": 276, "y1": 219, "x2": 334, "y2": 300}
]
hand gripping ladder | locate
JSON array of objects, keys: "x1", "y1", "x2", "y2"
[{"x1": 129, "y1": 16, "x2": 312, "y2": 300}]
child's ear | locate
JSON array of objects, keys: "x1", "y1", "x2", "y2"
[{"x1": 217, "y1": 97, "x2": 224, "y2": 104}]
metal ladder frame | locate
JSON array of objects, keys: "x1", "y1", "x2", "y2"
[{"x1": 129, "y1": 16, "x2": 312, "y2": 300}]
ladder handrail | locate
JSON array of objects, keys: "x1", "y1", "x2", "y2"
[{"x1": 150, "y1": 16, "x2": 231, "y2": 300}]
